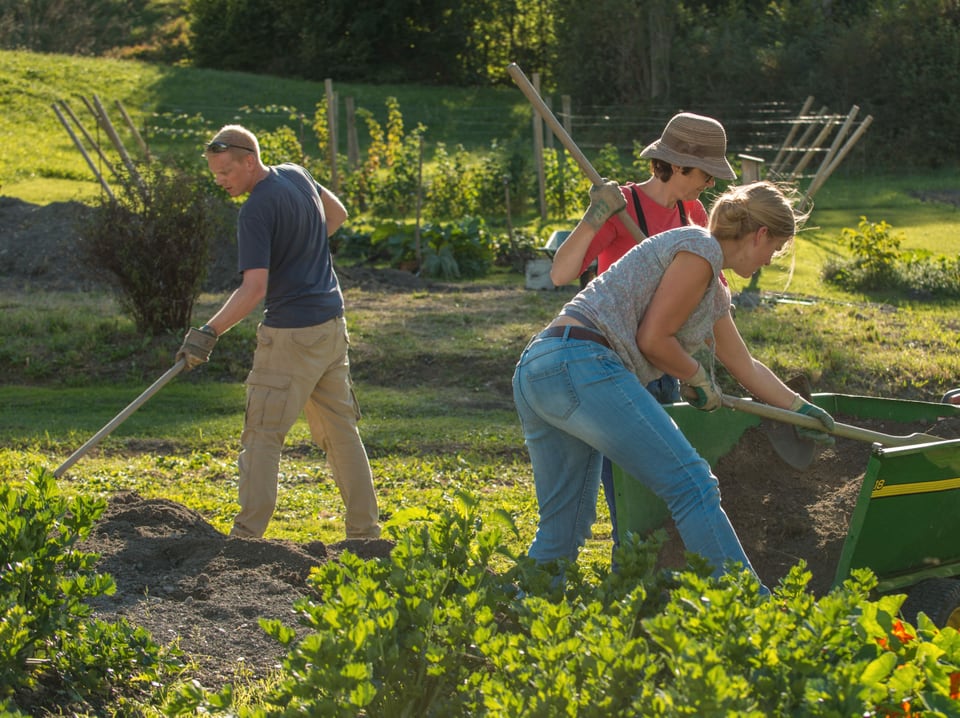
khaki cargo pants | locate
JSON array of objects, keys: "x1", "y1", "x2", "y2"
[{"x1": 230, "y1": 317, "x2": 380, "y2": 539}]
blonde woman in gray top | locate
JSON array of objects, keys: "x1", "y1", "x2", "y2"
[{"x1": 512, "y1": 181, "x2": 834, "y2": 589}]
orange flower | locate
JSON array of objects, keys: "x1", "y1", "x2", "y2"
[
  {"x1": 891, "y1": 620, "x2": 914, "y2": 644},
  {"x1": 950, "y1": 670, "x2": 960, "y2": 700},
  {"x1": 881, "y1": 699, "x2": 914, "y2": 718}
]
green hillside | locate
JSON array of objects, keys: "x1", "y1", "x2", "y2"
[{"x1": 0, "y1": 49, "x2": 528, "y2": 204}]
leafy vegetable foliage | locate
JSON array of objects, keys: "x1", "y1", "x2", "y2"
[
  {"x1": 1, "y1": 469, "x2": 182, "y2": 715},
  {"x1": 165, "y1": 491, "x2": 960, "y2": 717}
]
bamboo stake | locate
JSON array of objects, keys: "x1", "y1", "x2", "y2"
[
  {"x1": 92, "y1": 94, "x2": 145, "y2": 194},
  {"x1": 801, "y1": 115, "x2": 873, "y2": 210},
  {"x1": 810, "y1": 105, "x2": 860, "y2": 186},
  {"x1": 414, "y1": 135, "x2": 424, "y2": 271},
  {"x1": 775, "y1": 105, "x2": 827, "y2": 177},
  {"x1": 58, "y1": 98, "x2": 120, "y2": 180},
  {"x1": 51, "y1": 102, "x2": 115, "y2": 200},
  {"x1": 114, "y1": 99, "x2": 151, "y2": 162},
  {"x1": 325, "y1": 79, "x2": 338, "y2": 192},
  {"x1": 788, "y1": 114, "x2": 839, "y2": 180},
  {"x1": 346, "y1": 96, "x2": 359, "y2": 170},
  {"x1": 769, "y1": 96, "x2": 814, "y2": 174}
]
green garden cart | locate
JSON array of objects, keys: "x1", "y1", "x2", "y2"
[{"x1": 614, "y1": 392, "x2": 960, "y2": 628}]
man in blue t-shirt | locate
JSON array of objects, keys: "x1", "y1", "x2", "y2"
[{"x1": 177, "y1": 124, "x2": 380, "y2": 540}]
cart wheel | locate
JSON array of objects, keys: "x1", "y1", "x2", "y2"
[
  {"x1": 900, "y1": 578, "x2": 960, "y2": 629},
  {"x1": 942, "y1": 388, "x2": 960, "y2": 405}
]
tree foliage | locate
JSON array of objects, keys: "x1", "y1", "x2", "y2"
[{"x1": 0, "y1": 0, "x2": 190, "y2": 61}]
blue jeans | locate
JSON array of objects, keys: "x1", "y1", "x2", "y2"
[
  {"x1": 513, "y1": 330, "x2": 758, "y2": 581},
  {"x1": 601, "y1": 374, "x2": 680, "y2": 552}
]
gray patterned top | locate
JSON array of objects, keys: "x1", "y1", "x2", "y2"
[{"x1": 562, "y1": 225, "x2": 731, "y2": 383}]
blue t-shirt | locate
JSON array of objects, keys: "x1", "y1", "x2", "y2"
[{"x1": 237, "y1": 164, "x2": 343, "y2": 328}]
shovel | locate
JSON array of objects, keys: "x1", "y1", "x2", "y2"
[
  {"x1": 721, "y1": 393, "x2": 944, "y2": 469},
  {"x1": 507, "y1": 62, "x2": 648, "y2": 246},
  {"x1": 54, "y1": 358, "x2": 186, "y2": 478}
]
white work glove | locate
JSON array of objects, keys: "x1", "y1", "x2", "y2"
[
  {"x1": 681, "y1": 363, "x2": 722, "y2": 412},
  {"x1": 176, "y1": 325, "x2": 218, "y2": 371},
  {"x1": 789, "y1": 394, "x2": 836, "y2": 445},
  {"x1": 584, "y1": 180, "x2": 626, "y2": 230}
]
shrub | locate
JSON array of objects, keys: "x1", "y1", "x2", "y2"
[
  {"x1": 423, "y1": 142, "x2": 479, "y2": 222},
  {"x1": 79, "y1": 164, "x2": 231, "y2": 335},
  {"x1": 1, "y1": 468, "x2": 181, "y2": 713},
  {"x1": 824, "y1": 216, "x2": 960, "y2": 298},
  {"x1": 543, "y1": 146, "x2": 589, "y2": 219},
  {"x1": 471, "y1": 139, "x2": 532, "y2": 221},
  {"x1": 492, "y1": 228, "x2": 543, "y2": 272},
  {"x1": 257, "y1": 124, "x2": 305, "y2": 166}
]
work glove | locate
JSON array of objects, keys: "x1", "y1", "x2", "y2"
[
  {"x1": 584, "y1": 180, "x2": 626, "y2": 231},
  {"x1": 176, "y1": 325, "x2": 218, "y2": 371},
  {"x1": 789, "y1": 394, "x2": 836, "y2": 445},
  {"x1": 680, "y1": 362, "x2": 723, "y2": 412}
]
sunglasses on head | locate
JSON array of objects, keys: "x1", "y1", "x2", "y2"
[{"x1": 205, "y1": 140, "x2": 255, "y2": 154}]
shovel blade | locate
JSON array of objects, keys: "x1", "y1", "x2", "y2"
[{"x1": 764, "y1": 420, "x2": 817, "y2": 470}]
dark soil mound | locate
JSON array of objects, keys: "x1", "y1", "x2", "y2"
[{"x1": 79, "y1": 491, "x2": 394, "y2": 689}]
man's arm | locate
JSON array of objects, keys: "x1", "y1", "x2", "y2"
[
  {"x1": 204, "y1": 268, "x2": 268, "y2": 337},
  {"x1": 320, "y1": 186, "x2": 348, "y2": 234}
]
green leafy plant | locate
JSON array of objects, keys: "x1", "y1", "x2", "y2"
[
  {"x1": 424, "y1": 142, "x2": 479, "y2": 221},
  {"x1": 367, "y1": 216, "x2": 494, "y2": 279},
  {"x1": 844, "y1": 215, "x2": 904, "y2": 275},
  {"x1": 1, "y1": 468, "x2": 182, "y2": 713},
  {"x1": 163, "y1": 494, "x2": 960, "y2": 717},
  {"x1": 543, "y1": 146, "x2": 589, "y2": 219},
  {"x1": 257, "y1": 124, "x2": 305, "y2": 166}
]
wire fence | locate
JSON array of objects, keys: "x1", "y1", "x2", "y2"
[{"x1": 139, "y1": 94, "x2": 871, "y2": 195}]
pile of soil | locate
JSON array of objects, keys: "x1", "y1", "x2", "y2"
[{"x1": 78, "y1": 493, "x2": 394, "y2": 688}]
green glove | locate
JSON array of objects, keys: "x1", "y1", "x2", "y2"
[
  {"x1": 176, "y1": 325, "x2": 218, "y2": 371},
  {"x1": 680, "y1": 363, "x2": 722, "y2": 412},
  {"x1": 584, "y1": 180, "x2": 626, "y2": 231},
  {"x1": 789, "y1": 394, "x2": 836, "y2": 444}
]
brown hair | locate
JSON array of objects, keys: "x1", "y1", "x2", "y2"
[
  {"x1": 709, "y1": 181, "x2": 807, "y2": 246},
  {"x1": 649, "y1": 158, "x2": 699, "y2": 183}
]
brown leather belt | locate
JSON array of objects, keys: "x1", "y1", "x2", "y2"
[{"x1": 539, "y1": 325, "x2": 611, "y2": 349}]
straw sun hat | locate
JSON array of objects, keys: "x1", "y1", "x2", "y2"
[{"x1": 639, "y1": 112, "x2": 736, "y2": 180}]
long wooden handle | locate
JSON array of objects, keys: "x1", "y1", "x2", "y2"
[
  {"x1": 54, "y1": 359, "x2": 187, "y2": 477},
  {"x1": 721, "y1": 394, "x2": 942, "y2": 447},
  {"x1": 507, "y1": 63, "x2": 646, "y2": 244}
]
